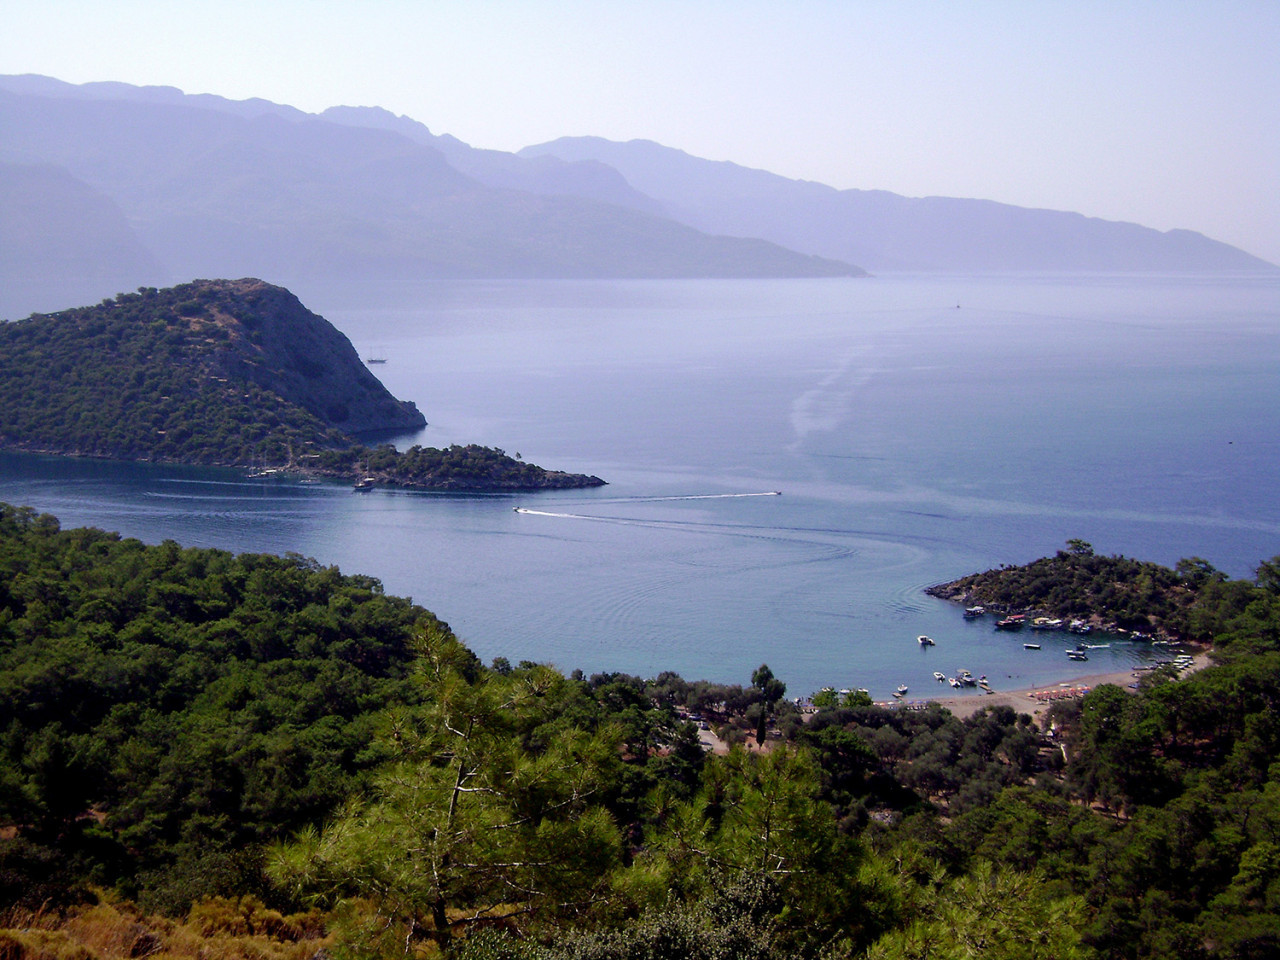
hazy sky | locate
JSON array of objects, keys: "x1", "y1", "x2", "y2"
[{"x1": 5, "y1": 1, "x2": 1279, "y2": 264}]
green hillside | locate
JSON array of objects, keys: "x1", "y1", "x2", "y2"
[
  {"x1": 4, "y1": 508, "x2": 1280, "y2": 958},
  {"x1": 0, "y1": 280, "x2": 603, "y2": 490}
]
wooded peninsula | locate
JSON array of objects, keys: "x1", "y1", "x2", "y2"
[
  {"x1": 2, "y1": 506, "x2": 1279, "y2": 960},
  {"x1": 0, "y1": 280, "x2": 604, "y2": 491},
  {"x1": 926, "y1": 539, "x2": 1230, "y2": 639}
]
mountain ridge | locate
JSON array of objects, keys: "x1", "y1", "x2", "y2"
[
  {"x1": 520, "y1": 135, "x2": 1276, "y2": 273},
  {"x1": 0, "y1": 76, "x2": 860, "y2": 317},
  {"x1": 1, "y1": 73, "x2": 1272, "y2": 322}
]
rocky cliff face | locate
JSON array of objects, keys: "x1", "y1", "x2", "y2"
[{"x1": 190, "y1": 279, "x2": 425, "y2": 436}]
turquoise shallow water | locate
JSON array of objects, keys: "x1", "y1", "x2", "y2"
[{"x1": 3, "y1": 274, "x2": 1278, "y2": 699}]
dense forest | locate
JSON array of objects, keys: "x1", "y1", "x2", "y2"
[
  {"x1": 0, "y1": 281, "x2": 603, "y2": 491},
  {"x1": 3, "y1": 511, "x2": 1280, "y2": 959}
]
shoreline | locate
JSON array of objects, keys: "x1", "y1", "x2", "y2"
[
  {"x1": 0, "y1": 445, "x2": 606, "y2": 493},
  {"x1": 883, "y1": 652, "x2": 1210, "y2": 721}
]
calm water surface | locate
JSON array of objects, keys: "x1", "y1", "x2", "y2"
[{"x1": 4, "y1": 274, "x2": 1278, "y2": 699}]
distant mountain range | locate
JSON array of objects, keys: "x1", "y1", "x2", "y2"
[
  {"x1": 0, "y1": 74, "x2": 1271, "y2": 318},
  {"x1": 519, "y1": 137, "x2": 1276, "y2": 275}
]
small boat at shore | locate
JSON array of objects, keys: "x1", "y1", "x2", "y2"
[
  {"x1": 1066, "y1": 650, "x2": 1089, "y2": 661},
  {"x1": 963, "y1": 606, "x2": 986, "y2": 618},
  {"x1": 1031, "y1": 617, "x2": 1064, "y2": 631},
  {"x1": 934, "y1": 671, "x2": 947, "y2": 681},
  {"x1": 896, "y1": 683, "x2": 909, "y2": 695}
]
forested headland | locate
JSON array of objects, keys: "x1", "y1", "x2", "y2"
[
  {"x1": 0, "y1": 281, "x2": 603, "y2": 491},
  {"x1": 3, "y1": 508, "x2": 1280, "y2": 959},
  {"x1": 925, "y1": 539, "x2": 1244, "y2": 638}
]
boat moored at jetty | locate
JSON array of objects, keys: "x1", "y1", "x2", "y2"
[{"x1": 1031, "y1": 617, "x2": 1064, "y2": 630}]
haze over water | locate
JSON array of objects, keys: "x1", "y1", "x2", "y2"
[{"x1": 3, "y1": 274, "x2": 1277, "y2": 699}]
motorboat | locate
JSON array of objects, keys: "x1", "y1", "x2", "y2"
[{"x1": 918, "y1": 635, "x2": 936, "y2": 646}]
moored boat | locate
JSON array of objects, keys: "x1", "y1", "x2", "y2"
[
  {"x1": 963, "y1": 606, "x2": 986, "y2": 618},
  {"x1": 917, "y1": 635, "x2": 936, "y2": 646},
  {"x1": 1024, "y1": 642, "x2": 1041, "y2": 650}
]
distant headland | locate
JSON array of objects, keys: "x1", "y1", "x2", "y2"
[{"x1": 0, "y1": 279, "x2": 605, "y2": 491}]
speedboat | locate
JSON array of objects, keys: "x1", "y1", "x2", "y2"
[
  {"x1": 917, "y1": 635, "x2": 936, "y2": 646},
  {"x1": 896, "y1": 683, "x2": 909, "y2": 695},
  {"x1": 1023, "y1": 643, "x2": 1041, "y2": 650},
  {"x1": 933, "y1": 671, "x2": 947, "y2": 681}
]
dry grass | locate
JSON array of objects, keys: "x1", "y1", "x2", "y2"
[{"x1": 0, "y1": 897, "x2": 330, "y2": 960}]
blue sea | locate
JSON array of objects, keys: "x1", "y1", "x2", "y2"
[{"x1": 3, "y1": 274, "x2": 1278, "y2": 700}]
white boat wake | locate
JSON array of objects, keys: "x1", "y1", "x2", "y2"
[
  {"x1": 512, "y1": 508, "x2": 611, "y2": 520},
  {"x1": 512, "y1": 491, "x2": 780, "y2": 521},
  {"x1": 623, "y1": 491, "x2": 781, "y2": 502}
]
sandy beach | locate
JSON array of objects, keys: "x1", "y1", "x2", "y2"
[{"x1": 894, "y1": 653, "x2": 1210, "y2": 721}]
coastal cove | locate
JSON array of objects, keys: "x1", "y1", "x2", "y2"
[{"x1": 2, "y1": 273, "x2": 1277, "y2": 699}]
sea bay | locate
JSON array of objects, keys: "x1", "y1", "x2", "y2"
[{"x1": 3, "y1": 273, "x2": 1277, "y2": 700}]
